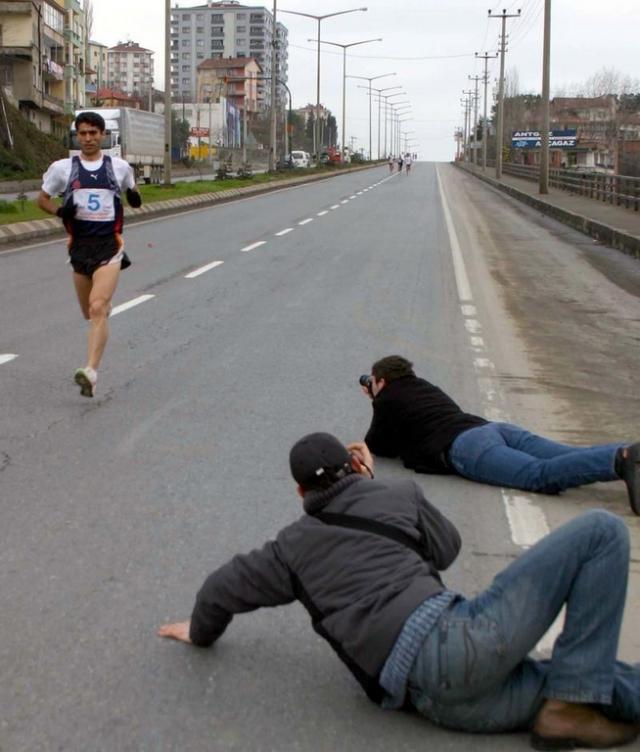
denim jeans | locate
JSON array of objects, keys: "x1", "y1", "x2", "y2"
[
  {"x1": 407, "y1": 510, "x2": 639, "y2": 733},
  {"x1": 449, "y1": 422, "x2": 622, "y2": 494}
]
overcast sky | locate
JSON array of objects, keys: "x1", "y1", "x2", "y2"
[{"x1": 92, "y1": 0, "x2": 639, "y2": 161}]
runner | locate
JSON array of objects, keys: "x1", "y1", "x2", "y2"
[
  {"x1": 388, "y1": 155, "x2": 395, "y2": 173},
  {"x1": 37, "y1": 111, "x2": 142, "y2": 398},
  {"x1": 397, "y1": 155, "x2": 404, "y2": 172},
  {"x1": 404, "y1": 152, "x2": 412, "y2": 175}
]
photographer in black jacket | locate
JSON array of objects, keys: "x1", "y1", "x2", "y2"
[
  {"x1": 159, "y1": 432, "x2": 640, "y2": 749},
  {"x1": 361, "y1": 355, "x2": 640, "y2": 514}
]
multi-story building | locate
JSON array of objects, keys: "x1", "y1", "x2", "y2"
[
  {"x1": 85, "y1": 40, "x2": 108, "y2": 104},
  {"x1": 0, "y1": 0, "x2": 71, "y2": 133},
  {"x1": 169, "y1": 1, "x2": 288, "y2": 110},
  {"x1": 64, "y1": 0, "x2": 85, "y2": 114},
  {"x1": 196, "y1": 56, "x2": 260, "y2": 113},
  {"x1": 107, "y1": 40, "x2": 154, "y2": 106}
]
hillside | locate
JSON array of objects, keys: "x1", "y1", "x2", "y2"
[{"x1": 0, "y1": 95, "x2": 67, "y2": 180}]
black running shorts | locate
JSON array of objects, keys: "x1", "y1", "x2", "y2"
[{"x1": 68, "y1": 237, "x2": 131, "y2": 277}]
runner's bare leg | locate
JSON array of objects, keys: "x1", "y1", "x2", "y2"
[{"x1": 86, "y1": 263, "x2": 120, "y2": 370}]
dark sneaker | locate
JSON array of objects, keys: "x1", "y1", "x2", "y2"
[
  {"x1": 618, "y1": 443, "x2": 640, "y2": 516},
  {"x1": 74, "y1": 367, "x2": 97, "y2": 398}
]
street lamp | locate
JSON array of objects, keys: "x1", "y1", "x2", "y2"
[
  {"x1": 280, "y1": 7, "x2": 367, "y2": 160},
  {"x1": 387, "y1": 99, "x2": 410, "y2": 156},
  {"x1": 347, "y1": 72, "x2": 395, "y2": 159},
  {"x1": 371, "y1": 87, "x2": 404, "y2": 157},
  {"x1": 310, "y1": 37, "x2": 381, "y2": 161}
]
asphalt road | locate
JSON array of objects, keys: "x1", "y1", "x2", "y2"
[{"x1": 1, "y1": 163, "x2": 639, "y2": 751}]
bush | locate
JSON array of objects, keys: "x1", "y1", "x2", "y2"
[{"x1": 0, "y1": 199, "x2": 18, "y2": 214}]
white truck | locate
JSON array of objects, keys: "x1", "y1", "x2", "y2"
[{"x1": 70, "y1": 107, "x2": 165, "y2": 183}]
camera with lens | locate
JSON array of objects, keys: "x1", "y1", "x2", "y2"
[{"x1": 359, "y1": 374, "x2": 373, "y2": 396}]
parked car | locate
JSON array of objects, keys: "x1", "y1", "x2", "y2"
[{"x1": 289, "y1": 150, "x2": 311, "y2": 168}]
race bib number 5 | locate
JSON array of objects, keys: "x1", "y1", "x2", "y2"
[{"x1": 75, "y1": 188, "x2": 115, "y2": 222}]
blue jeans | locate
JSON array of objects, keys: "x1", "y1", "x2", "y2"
[
  {"x1": 407, "y1": 510, "x2": 639, "y2": 733},
  {"x1": 449, "y1": 422, "x2": 622, "y2": 494}
]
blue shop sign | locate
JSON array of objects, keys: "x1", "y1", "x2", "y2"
[{"x1": 512, "y1": 129, "x2": 577, "y2": 149}]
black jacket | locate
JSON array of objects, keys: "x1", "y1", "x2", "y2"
[
  {"x1": 189, "y1": 474, "x2": 461, "y2": 702},
  {"x1": 365, "y1": 375, "x2": 487, "y2": 473}
]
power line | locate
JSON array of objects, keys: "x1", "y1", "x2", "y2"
[{"x1": 288, "y1": 43, "x2": 474, "y2": 61}]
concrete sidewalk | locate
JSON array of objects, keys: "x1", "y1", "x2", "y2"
[
  {"x1": 0, "y1": 163, "x2": 380, "y2": 250},
  {"x1": 457, "y1": 163, "x2": 640, "y2": 259}
]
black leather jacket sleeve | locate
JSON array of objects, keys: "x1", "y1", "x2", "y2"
[{"x1": 364, "y1": 399, "x2": 399, "y2": 458}]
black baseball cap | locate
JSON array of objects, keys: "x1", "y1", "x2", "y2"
[{"x1": 289, "y1": 432, "x2": 352, "y2": 487}]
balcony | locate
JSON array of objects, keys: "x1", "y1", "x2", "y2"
[
  {"x1": 65, "y1": 0, "x2": 82, "y2": 13},
  {"x1": 0, "y1": 1, "x2": 31, "y2": 13},
  {"x1": 42, "y1": 57, "x2": 65, "y2": 81},
  {"x1": 64, "y1": 27, "x2": 82, "y2": 47},
  {"x1": 43, "y1": 92, "x2": 65, "y2": 114}
]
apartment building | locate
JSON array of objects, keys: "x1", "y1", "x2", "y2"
[
  {"x1": 169, "y1": 1, "x2": 288, "y2": 110},
  {"x1": 0, "y1": 0, "x2": 84, "y2": 134},
  {"x1": 107, "y1": 40, "x2": 154, "y2": 104},
  {"x1": 196, "y1": 56, "x2": 260, "y2": 113},
  {"x1": 85, "y1": 40, "x2": 107, "y2": 103}
]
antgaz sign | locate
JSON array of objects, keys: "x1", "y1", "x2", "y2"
[{"x1": 512, "y1": 129, "x2": 577, "y2": 149}]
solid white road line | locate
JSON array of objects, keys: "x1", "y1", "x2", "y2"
[
  {"x1": 435, "y1": 167, "x2": 472, "y2": 302},
  {"x1": 111, "y1": 294, "x2": 155, "y2": 317},
  {"x1": 0, "y1": 353, "x2": 18, "y2": 365},
  {"x1": 184, "y1": 260, "x2": 224, "y2": 279},
  {"x1": 275, "y1": 228, "x2": 293, "y2": 236},
  {"x1": 298, "y1": 218, "x2": 314, "y2": 225},
  {"x1": 241, "y1": 240, "x2": 266, "y2": 252},
  {"x1": 317, "y1": 210, "x2": 329, "y2": 216}
]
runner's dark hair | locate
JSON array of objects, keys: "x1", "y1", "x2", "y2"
[{"x1": 74, "y1": 111, "x2": 106, "y2": 132}]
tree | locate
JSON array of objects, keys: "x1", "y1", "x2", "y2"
[
  {"x1": 171, "y1": 110, "x2": 190, "y2": 158},
  {"x1": 84, "y1": 0, "x2": 94, "y2": 42}
]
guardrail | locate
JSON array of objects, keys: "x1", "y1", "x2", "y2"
[{"x1": 481, "y1": 160, "x2": 640, "y2": 212}]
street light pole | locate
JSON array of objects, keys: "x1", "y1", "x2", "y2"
[
  {"x1": 539, "y1": 0, "x2": 551, "y2": 194},
  {"x1": 476, "y1": 51, "x2": 498, "y2": 172},
  {"x1": 347, "y1": 72, "x2": 395, "y2": 159},
  {"x1": 280, "y1": 7, "x2": 367, "y2": 161},
  {"x1": 311, "y1": 37, "x2": 381, "y2": 161},
  {"x1": 370, "y1": 85, "x2": 402, "y2": 158},
  {"x1": 268, "y1": 0, "x2": 277, "y2": 171},
  {"x1": 163, "y1": 0, "x2": 171, "y2": 185}
]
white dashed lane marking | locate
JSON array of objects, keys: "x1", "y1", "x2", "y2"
[
  {"x1": 317, "y1": 210, "x2": 329, "y2": 216},
  {"x1": 184, "y1": 260, "x2": 224, "y2": 279},
  {"x1": 0, "y1": 354, "x2": 18, "y2": 365},
  {"x1": 330, "y1": 204, "x2": 340, "y2": 210},
  {"x1": 241, "y1": 240, "x2": 266, "y2": 252},
  {"x1": 275, "y1": 228, "x2": 294, "y2": 236},
  {"x1": 298, "y1": 218, "x2": 313, "y2": 225},
  {"x1": 111, "y1": 294, "x2": 155, "y2": 317}
]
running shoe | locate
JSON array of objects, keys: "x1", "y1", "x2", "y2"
[{"x1": 74, "y1": 367, "x2": 97, "y2": 398}]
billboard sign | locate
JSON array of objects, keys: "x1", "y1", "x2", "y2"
[
  {"x1": 190, "y1": 127, "x2": 210, "y2": 137},
  {"x1": 512, "y1": 129, "x2": 577, "y2": 149}
]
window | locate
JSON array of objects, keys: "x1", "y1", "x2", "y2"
[
  {"x1": 250, "y1": 27, "x2": 263, "y2": 36},
  {"x1": 43, "y1": 4, "x2": 64, "y2": 33},
  {"x1": 211, "y1": 27, "x2": 224, "y2": 36},
  {"x1": 196, "y1": 39, "x2": 204, "y2": 47},
  {"x1": 182, "y1": 52, "x2": 191, "y2": 59},
  {"x1": 237, "y1": 13, "x2": 246, "y2": 19},
  {"x1": 250, "y1": 14, "x2": 263, "y2": 22},
  {"x1": 182, "y1": 13, "x2": 190, "y2": 20},
  {"x1": 196, "y1": 14, "x2": 203, "y2": 20},
  {"x1": 236, "y1": 38, "x2": 245, "y2": 45},
  {"x1": 211, "y1": 40, "x2": 224, "y2": 50},
  {"x1": 211, "y1": 14, "x2": 224, "y2": 23},
  {"x1": 236, "y1": 25, "x2": 246, "y2": 32},
  {"x1": 182, "y1": 77, "x2": 190, "y2": 84},
  {"x1": 250, "y1": 40, "x2": 263, "y2": 49},
  {"x1": 182, "y1": 26, "x2": 190, "y2": 33},
  {"x1": 181, "y1": 40, "x2": 189, "y2": 47},
  {"x1": 196, "y1": 52, "x2": 205, "y2": 59},
  {"x1": 182, "y1": 65, "x2": 190, "y2": 71}
]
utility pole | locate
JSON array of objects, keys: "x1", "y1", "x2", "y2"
[
  {"x1": 461, "y1": 90, "x2": 473, "y2": 162},
  {"x1": 489, "y1": 7, "x2": 521, "y2": 180},
  {"x1": 476, "y1": 51, "x2": 498, "y2": 172},
  {"x1": 268, "y1": 0, "x2": 277, "y2": 171},
  {"x1": 349, "y1": 73, "x2": 395, "y2": 160},
  {"x1": 468, "y1": 75, "x2": 482, "y2": 165},
  {"x1": 539, "y1": 0, "x2": 551, "y2": 194},
  {"x1": 163, "y1": 0, "x2": 171, "y2": 185}
]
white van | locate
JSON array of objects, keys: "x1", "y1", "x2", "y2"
[{"x1": 289, "y1": 150, "x2": 311, "y2": 168}]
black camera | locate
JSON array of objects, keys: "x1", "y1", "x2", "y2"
[{"x1": 359, "y1": 374, "x2": 373, "y2": 395}]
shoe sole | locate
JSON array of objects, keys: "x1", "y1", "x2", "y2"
[
  {"x1": 74, "y1": 370, "x2": 95, "y2": 398},
  {"x1": 531, "y1": 729, "x2": 639, "y2": 750}
]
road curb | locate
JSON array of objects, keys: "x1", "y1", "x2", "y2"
[
  {"x1": 0, "y1": 163, "x2": 383, "y2": 250},
  {"x1": 455, "y1": 163, "x2": 640, "y2": 260}
]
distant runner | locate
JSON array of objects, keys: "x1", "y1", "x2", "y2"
[
  {"x1": 404, "y1": 152, "x2": 412, "y2": 175},
  {"x1": 37, "y1": 111, "x2": 142, "y2": 398},
  {"x1": 388, "y1": 156, "x2": 395, "y2": 173}
]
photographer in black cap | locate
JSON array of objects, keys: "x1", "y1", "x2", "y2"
[{"x1": 159, "y1": 433, "x2": 640, "y2": 749}]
